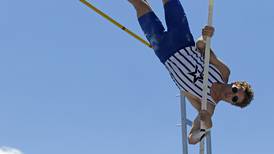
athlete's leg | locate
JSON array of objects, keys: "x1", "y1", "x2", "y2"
[
  {"x1": 129, "y1": 0, "x2": 166, "y2": 53},
  {"x1": 128, "y1": 0, "x2": 152, "y2": 18},
  {"x1": 162, "y1": 0, "x2": 195, "y2": 50}
]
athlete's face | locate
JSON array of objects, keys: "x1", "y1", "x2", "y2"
[{"x1": 224, "y1": 83, "x2": 246, "y2": 106}]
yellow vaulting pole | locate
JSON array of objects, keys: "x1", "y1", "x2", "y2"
[{"x1": 80, "y1": 0, "x2": 152, "y2": 48}]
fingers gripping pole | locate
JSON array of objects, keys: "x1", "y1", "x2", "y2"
[
  {"x1": 200, "y1": 0, "x2": 214, "y2": 152},
  {"x1": 80, "y1": 0, "x2": 152, "y2": 48}
]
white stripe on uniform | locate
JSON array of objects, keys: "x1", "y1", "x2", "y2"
[{"x1": 164, "y1": 46, "x2": 224, "y2": 105}]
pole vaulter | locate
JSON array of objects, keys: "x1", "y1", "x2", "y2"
[{"x1": 80, "y1": 1, "x2": 255, "y2": 154}]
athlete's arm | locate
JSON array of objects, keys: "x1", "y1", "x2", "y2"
[
  {"x1": 196, "y1": 41, "x2": 230, "y2": 83},
  {"x1": 183, "y1": 92, "x2": 215, "y2": 126},
  {"x1": 196, "y1": 26, "x2": 230, "y2": 83},
  {"x1": 209, "y1": 54, "x2": 230, "y2": 83}
]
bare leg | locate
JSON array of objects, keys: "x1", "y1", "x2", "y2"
[{"x1": 128, "y1": 0, "x2": 153, "y2": 18}]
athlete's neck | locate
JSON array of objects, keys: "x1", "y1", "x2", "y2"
[{"x1": 211, "y1": 82, "x2": 225, "y2": 103}]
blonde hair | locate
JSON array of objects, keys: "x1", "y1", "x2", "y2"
[{"x1": 234, "y1": 81, "x2": 254, "y2": 108}]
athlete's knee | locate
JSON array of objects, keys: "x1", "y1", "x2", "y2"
[
  {"x1": 128, "y1": 0, "x2": 148, "y2": 7},
  {"x1": 129, "y1": 0, "x2": 152, "y2": 18}
]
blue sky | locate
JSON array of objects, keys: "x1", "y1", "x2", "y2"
[{"x1": 1, "y1": 0, "x2": 273, "y2": 154}]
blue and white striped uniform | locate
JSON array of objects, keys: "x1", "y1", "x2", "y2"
[
  {"x1": 164, "y1": 46, "x2": 224, "y2": 105},
  {"x1": 137, "y1": 0, "x2": 225, "y2": 105}
]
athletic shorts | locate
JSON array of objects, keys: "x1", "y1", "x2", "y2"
[{"x1": 138, "y1": 0, "x2": 195, "y2": 63}]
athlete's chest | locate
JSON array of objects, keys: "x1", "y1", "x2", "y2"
[{"x1": 170, "y1": 49, "x2": 206, "y2": 85}]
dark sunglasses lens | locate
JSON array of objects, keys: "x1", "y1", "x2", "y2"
[
  {"x1": 232, "y1": 87, "x2": 238, "y2": 93},
  {"x1": 232, "y1": 96, "x2": 238, "y2": 103}
]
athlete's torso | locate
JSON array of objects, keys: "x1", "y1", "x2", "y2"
[{"x1": 163, "y1": 46, "x2": 224, "y2": 104}]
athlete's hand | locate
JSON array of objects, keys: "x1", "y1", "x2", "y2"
[
  {"x1": 202, "y1": 26, "x2": 215, "y2": 38},
  {"x1": 199, "y1": 110, "x2": 213, "y2": 129}
]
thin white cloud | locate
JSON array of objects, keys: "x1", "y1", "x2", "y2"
[{"x1": 0, "y1": 147, "x2": 23, "y2": 154}]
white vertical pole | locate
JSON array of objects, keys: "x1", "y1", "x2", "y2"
[
  {"x1": 200, "y1": 0, "x2": 214, "y2": 154},
  {"x1": 201, "y1": 0, "x2": 214, "y2": 131},
  {"x1": 200, "y1": 139, "x2": 205, "y2": 154},
  {"x1": 179, "y1": 92, "x2": 212, "y2": 154},
  {"x1": 206, "y1": 131, "x2": 212, "y2": 154},
  {"x1": 180, "y1": 91, "x2": 188, "y2": 154}
]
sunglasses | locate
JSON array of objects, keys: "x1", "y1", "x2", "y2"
[{"x1": 232, "y1": 87, "x2": 238, "y2": 103}]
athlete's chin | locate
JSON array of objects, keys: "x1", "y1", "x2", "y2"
[{"x1": 222, "y1": 98, "x2": 232, "y2": 104}]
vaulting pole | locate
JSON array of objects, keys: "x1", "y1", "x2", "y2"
[
  {"x1": 80, "y1": 0, "x2": 152, "y2": 48},
  {"x1": 200, "y1": 0, "x2": 214, "y2": 153}
]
